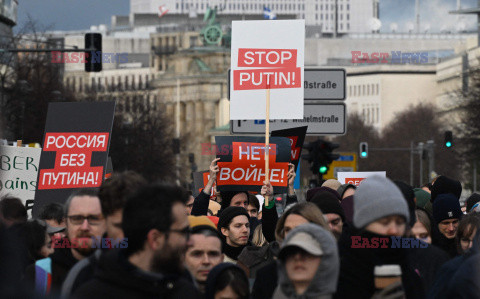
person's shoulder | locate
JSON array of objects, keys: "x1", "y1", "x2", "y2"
[{"x1": 174, "y1": 277, "x2": 203, "y2": 298}]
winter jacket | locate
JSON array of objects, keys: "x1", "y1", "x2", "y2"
[
  {"x1": 406, "y1": 243, "x2": 449, "y2": 292},
  {"x1": 432, "y1": 231, "x2": 458, "y2": 258},
  {"x1": 432, "y1": 229, "x2": 480, "y2": 299},
  {"x1": 72, "y1": 248, "x2": 201, "y2": 299},
  {"x1": 237, "y1": 241, "x2": 279, "y2": 278},
  {"x1": 274, "y1": 223, "x2": 339, "y2": 299},
  {"x1": 334, "y1": 227, "x2": 425, "y2": 299},
  {"x1": 24, "y1": 247, "x2": 79, "y2": 297}
]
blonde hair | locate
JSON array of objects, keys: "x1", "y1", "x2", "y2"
[
  {"x1": 252, "y1": 224, "x2": 268, "y2": 247},
  {"x1": 275, "y1": 202, "x2": 329, "y2": 242}
]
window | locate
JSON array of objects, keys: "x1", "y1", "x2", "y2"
[
  {"x1": 347, "y1": 23, "x2": 350, "y2": 30},
  {"x1": 376, "y1": 84, "x2": 379, "y2": 95},
  {"x1": 347, "y1": 14, "x2": 349, "y2": 20},
  {"x1": 367, "y1": 85, "x2": 370, "y2": 95}
]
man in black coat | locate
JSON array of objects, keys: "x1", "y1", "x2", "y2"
[{"x1": 73, "y1": 184, "x2": 201, "y2": 299}]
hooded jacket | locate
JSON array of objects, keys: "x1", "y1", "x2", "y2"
[
  {"x1": 335, "y1": 226, "x2": 425, "y2": 299},
  {"x1": 445, "y1": 227, "x2": 480, "y2": 298},
  {"x1": 273, "y1": 223, "x2": 339, "y2": 299},
  {"x1": 72, "y1": 248, "x2": 201, "y2": 299},
  {"x1": 428, "y1": 228, "x2": 480, "y2": 299}
]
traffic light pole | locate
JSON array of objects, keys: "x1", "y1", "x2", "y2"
[{"x1": 369, "y1": 142, "x2": 434, "y2": 186}]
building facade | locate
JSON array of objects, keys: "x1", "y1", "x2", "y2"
[{"x1": 131, "y1": 0, "x2": 375, "y2": 33}]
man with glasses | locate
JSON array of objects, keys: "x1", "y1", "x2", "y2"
[
  {"x1": 74, "y1": 183, "x2": 201, "y2": 298},
  {"x1": 25, "y1": 189, "x2": 106, "y2": 296},
  {"x1": 61, "y1": 171, "x2": 147, "y2": 297}
]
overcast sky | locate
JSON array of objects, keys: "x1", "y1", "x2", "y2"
[{"x1": 15, "y1": 0, "x2": 479, "y2": 33}]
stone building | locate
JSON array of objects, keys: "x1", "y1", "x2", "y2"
[{"x1": 150, "y1": 30, "x2": 230, "y2": 174}]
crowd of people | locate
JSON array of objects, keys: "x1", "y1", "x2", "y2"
[{"x1": 0, "y1": 158, "x2": 479, "y2": 298}]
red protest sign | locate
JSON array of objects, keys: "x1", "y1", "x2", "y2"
[
  {"x1": 233, "y1": 48, "x2": 300, "y2": 91},
  {"x1": 214, "y1": 136, "x2": 290, "y2": 193},
  {"x1": 38, "y1": 132, "x2": 109, "y2": 189},
  {"x1": 233, "y1": 67, "x2": 301, "y2": 90},
  {"x1": 32, "y1": 102, "x2": 115, "y2": 218},
  {"x1": 238, "y1": 49, "x2": 297, "y2": 68}
]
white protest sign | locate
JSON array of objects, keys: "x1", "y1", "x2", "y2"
[
  {"x1": 337, "y1": 171, "x2": 386, "y2": 186},
  {"x1": 230, "y1": 20, "x2": 305, "y2": 120},
  {"x1": 0, "y1": 146, "x2": 41, "y2": 214}
]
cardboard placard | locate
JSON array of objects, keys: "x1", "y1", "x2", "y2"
[
  {"x1": 215, "y1": 136, "x2": 290, "y2": 193},
  {"x1": 271, "y1": 126, "x2": 307, "y2": 173},
  {"x1": 32, "y1": 102, "x2": 115, "y2": 217},
  {"x1": 0, "y1": 146, "x2": 41, "y2": 216},
  {"x1": 230, "y1": 20, "x2": 305, "y2": 120},
  {"x1": 337, "y1": 171, "x2": 386, "y2": 186}
]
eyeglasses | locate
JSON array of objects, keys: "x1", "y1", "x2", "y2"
[
  {"x1": 167, "y1": 226, "x2": 191, "y2": 239},
  {"x1": 67, "y1": 215, "x2": 104, "y2": 225}
]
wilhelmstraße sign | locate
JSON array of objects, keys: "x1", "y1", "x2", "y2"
[
  {"x1": 304, "y1": 68, "x2": 345, "y2": 100},
  {"x1": 231, "y1": 103, "x2": 346, "y2": 135}
]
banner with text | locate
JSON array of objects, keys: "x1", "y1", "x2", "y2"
[
  {"x1": 230, "y1": 20, "x2": 305, "y2": 120},
  {"x1": 215, "y1": 136, "x2": 290, "y2": 193},
  {"x1": 0, "y1": 146, "x2": 41, "y2": 215},
  {"x1": 337, "y1": 171, "x2": 386, "y2": 186},
  {"x1": 33, "y1": 101, "x2": 115, "y2": 217}
]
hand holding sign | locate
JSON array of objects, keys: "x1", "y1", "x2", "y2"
[
  {"x1": 261, "y1": 180, "x2": 273, "y2": 197},
  {"x1": 204, "y1": 158, "x2": 220, "y2": 195}
]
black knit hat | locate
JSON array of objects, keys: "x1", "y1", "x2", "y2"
[
  {"x1": 310, "y1": 191, "x2": 345, "y2": 222},
  {"x1": 306, "y1": 186, "x2": 341, "y2": 202},
  {"x1": 431, "y1": 176, "x2": 462, "y2": 203},
  {"x1": 466, "y1": 193, "x2": 480, "y2": 212},
  {"x1": 432, "y1": 193, "x2": 463, "y2": 224},
  {"x1": 217, "y1": 206, "x2": 250, "y2": 231},
  {"x1": 219, "y1": 191, "x2": 249, "y2": 211}
]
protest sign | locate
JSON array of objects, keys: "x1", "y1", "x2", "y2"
[
  {"x1": 230, "y1": 20, "x2": 305, "y2": 120},
  {"x1": 215, "y1": 136, "x2": 290, "y2": 193},
  {"x1": 271, "y1": 126, "x2": 307, "y2": 172},
  {"x1": 0, "y1": 146, "x2": 41, "y2": 215},
  {"x1": 32, "y1": 102, "x2": 115, "y2": 217},
  {"x1": 337, "y1": 171, "x2": 386, "y2": 186},
  {"x1": 192, "y1": 170, "x2": 216, "y2": 199}
]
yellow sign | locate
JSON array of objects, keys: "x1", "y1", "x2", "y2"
[{"x1": 323, "y1": 152, "x2": 357, "y2": 180}]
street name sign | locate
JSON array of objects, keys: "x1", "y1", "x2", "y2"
[{"x1": 231, "y1": 103, "x2": 346, "y2": 135}]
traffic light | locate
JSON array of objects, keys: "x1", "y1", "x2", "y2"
[
  {"x1": 444, "y1": 131, "x2": 453, "y2": 148},
  {"x1": 85, "y1": 33, "x2": 102, "y2": 72},
  {"x1": 302, "y1": 139, "x2": 340, "y2": 176},
  {"x1": 359, "y1": 142, "x2": 368, "y2": 158}
]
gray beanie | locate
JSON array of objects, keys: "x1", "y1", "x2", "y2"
[{"x1": 353, "y1": 176, "x2": 410, "y2": 229}]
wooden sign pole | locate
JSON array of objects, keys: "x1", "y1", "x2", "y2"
[{"x1": 265, "y1": 87, "x2": 270, "y2": 206}]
